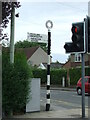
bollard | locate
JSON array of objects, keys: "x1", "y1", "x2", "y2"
[{"x1": 62, "y1": 77, "x2": 65, "y2": 87}]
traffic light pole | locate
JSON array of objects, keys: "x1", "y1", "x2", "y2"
[
  {"x1": 81, "y1": 53, "x2": 85, "y2": 118},
  {"x1": 81, "y1": 20, "x2": 85, "y2": 118}
]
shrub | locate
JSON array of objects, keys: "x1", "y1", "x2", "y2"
[
  {"x1": 85, "y1": 67, "x2": 90, "y2": 76},
  {"x1": 2, "y1": 51, "x2": 33, "y2": 115},
  {"x1": 50, "y1": 69, "x2": 67, "y2": 85},
  {"x1": 69, "y1": 67, "x2": 90, "y2": 85},
  {"x1": 32, "y1": 69, "x2": 47, "y2": 84},
  {"x1": 32, "y1": 68, "x2": 67, "y2": 85},
  {"x1": 69, "y1": 68, "x2": 81, "y2": 85}
]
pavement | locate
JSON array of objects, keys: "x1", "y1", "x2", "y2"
[
  {"x1": 12, "y1": 104, "x2": 89, "y2": 119},
  {"x1": 2, "y1": 87, "x2": 89, "y2": 119}
]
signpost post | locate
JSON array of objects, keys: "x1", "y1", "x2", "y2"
[{"x1": 45, "y1": 20, "x2": 53, "y2": 111}]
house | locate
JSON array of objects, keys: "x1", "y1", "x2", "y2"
[
  {"x1": 15, "y1": 46, "x2": 64, "y2": 69},
  {"x1": 63, "y1": 53, "x2": 90, "y2": 69},
  {"x1": 38, "y1": 62, "x2": 64, "y2": 69},
  {"x1": 16, "y1": 46, "x2": 52, "y2": 67},
  {"x1": 62, "y1": 53, "x2": 90, "y2": 87}
]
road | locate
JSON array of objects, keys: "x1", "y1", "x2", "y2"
[{"x1": 40, "y1": 88, "x2": 89, "y2": 110}]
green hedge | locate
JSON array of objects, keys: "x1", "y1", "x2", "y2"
[
  {"x1": 32, "y1": 68, "x2": 67, "y2": 85},
  {"x1": 50, "y1": 69, "x2": 67, "y2": 85},
  {"x1": 2, "y1": 51, "x2": 33, "y2": 116},
  {"x1": 32, "y1": 67, "x2": 90, "y2": 86},
  {"x1": 85, "y1": 67, "x2": 90, "y2": 76},
  {"x1": 69, "y1": 68, "x2": 81, "y2": 85},
  {"x1": 69, "y1": 67, "x2": 90, "y2": 85},
  {"x1": 32, "y1": 69, "x2": 47, "y2": 84}
]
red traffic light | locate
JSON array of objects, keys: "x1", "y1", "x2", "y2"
[
  {"x1": 75, "y1": 27, "x2": 77, "y2": 33},
  {"x1": 71, "y1": 26, "x2": 79, "y2": 33}
]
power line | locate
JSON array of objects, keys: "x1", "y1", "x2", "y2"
[{"x1": 56, "y1": 2, "x2": 88, "y2": 14}]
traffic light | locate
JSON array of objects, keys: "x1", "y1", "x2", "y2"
[
  {"x1": 64, "y1": 22, "x2": 85, "y2": 53},
  {"x1": 87, "y1": 16, "x2": 90, "y2": 53},
  {"x1": 64, "y1": 42, "x2": 75, "y2": 53},
  {"x1": 71, "y1": 22, "x2": 84, "y2": 53}
]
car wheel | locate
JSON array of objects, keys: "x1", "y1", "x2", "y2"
[{"x1": 77, "y1": 88, "x2": 82, "y2": 95}]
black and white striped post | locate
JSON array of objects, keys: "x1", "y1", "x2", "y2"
[{"x1": 45, "y1": 20, "x2": 53, "y2": 111}]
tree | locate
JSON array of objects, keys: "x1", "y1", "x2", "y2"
[
  {"x1": 15, "y1": 40, "x2": 48, "y2": 52},
  {"x1": 0, "y1": 2, "x2": 21, "y2": 41}
]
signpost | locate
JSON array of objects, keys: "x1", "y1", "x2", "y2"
[
  {"x1": 27, "y1": 33, "x2": 48, "y2": 44},
  {"x1": 45, "y1": 20, "x2": 53, "y2": 111}
]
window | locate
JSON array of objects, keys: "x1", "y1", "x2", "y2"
[{"x1": 75, "y1": 53, "x2": 81, "y2": 62}]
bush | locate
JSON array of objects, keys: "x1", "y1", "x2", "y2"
[
  {"x1": 85, "y1": 67, "x2": 90, "y2": 76},
  {"x1": 50, "y1": 69, "x2": 67, "y2": 85},
  {"x1": 69, "y1": 68, "x2": 81, "y2": 85},
  {"x1": 2, "y1": 51, "x2": 33, "y2": 115},
  {"x1": 32, "y1": 69, "x2": 47, "y2": 84},
  {"x1": 69, "y1": 67, "x2": 90, "y2": 85},
  {"x1": 32, "y1": 68, "x2": 67, "y2": 85}
]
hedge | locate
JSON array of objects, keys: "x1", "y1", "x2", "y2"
[
  {"x1": 2, "y1": 51, "x2": 33, "y2": 116},
  {"x1": 32, "y1": 68, "x2": 67, "y2": 85},
  {"x1": 50, "y1": 69, "x2": 67, "y2": 85},
  {"x1": 32, "y1": 67, "x2": 90, "y2": 86},
  {"x1": 69, "y1": 67, "x2": 90, "y2": 85}
]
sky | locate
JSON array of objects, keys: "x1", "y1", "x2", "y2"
[{"x1": 4, "y1": 0, "x2": 89, "y2": 63}]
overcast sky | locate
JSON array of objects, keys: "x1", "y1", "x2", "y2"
[{"x1": 4, "y1": 0, "x2": 89, "y2": 63}]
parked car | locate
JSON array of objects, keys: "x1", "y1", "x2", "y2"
[{"x1": 76, "y1": 76, "x2": 90, "y2": 95}]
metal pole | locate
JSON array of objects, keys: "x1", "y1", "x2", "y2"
[
  {"x1": 0, "y1": 2, "x2": 2, "y2": 120},
  {"x1": 45, "y1": 20, "x2": 53, "y2": 111},
  {"x1": 10, "y1": 4, "x2": 15, "y2": 64},
  {"x1": 46, "y1": 29, "x2": 51, "y2": 111},
  {"x1": 81, "y1": 20, "x2": 85, "y2": 118},
  {"x1": 81, "y1": 53, "x2": 85, "y2": 118}
]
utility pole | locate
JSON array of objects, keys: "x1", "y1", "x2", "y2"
[
  {"x1": 10, "y1": 3, "x2": 15, "y2": 64},
  {"x1": 0, "y1": 2, "x2": 2, "y2": 120},
  {"x1": 88, "y1": 1, "x2": 90, "y2": 17},
  {"x1": 45, "y1": 20, "x2": 53, "y2": 111}
]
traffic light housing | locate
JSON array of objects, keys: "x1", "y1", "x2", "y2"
[
  {"x1": 87, "y1": 16, "x2": 90, "y2": 53},
  {"x1": 64, "y1": 22, "x2": 85, "y2": 53}
]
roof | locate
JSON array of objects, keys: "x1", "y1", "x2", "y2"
[
  {"x1": 42, "y1": 62, "x2": 64, "y2": 69},
  {"x1": 2, "y1": 46, "x2": 40, "y2": 59},
  {"x1": 15, "y1": 46, "x2": 39, "y2": 59}
]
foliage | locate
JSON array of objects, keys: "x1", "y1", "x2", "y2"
[
  {"x1": 69, "y1": 68, "x2": 81, "y2": 85},
  {"x1": 50, "y1": 69, "x2": 67, "y2": 85},
  {"x1": 32, "y1": 67, "x2": 90, "y2": 86},
  {"x1": 85, "y1": 67, "x2": 90, "y2": 76},
  {"x1": 15, "y1": 40, "x2": 48, "y2": 52},
  {"x1": 2, "y1": 2, "x2": 20, "y2": 28},
  {"x1": 0, "y1": 2, "x2": 21, "y2": 41},
  {"x1": 32, "y1": 68, "x2": 67, "y2": 85},
  {"x1": 2, "y1": 50, "x2": 33, "y2": 115},
  {"x1": 69, "y1": 67, "x2": 90, "y2": 85},
  {"x1": 32, "y1": 69, "x2": 47, "y2": 84}
]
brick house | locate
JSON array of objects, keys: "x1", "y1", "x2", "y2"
[
  {"x1": 63, "y1": 53, "x2": 90, "y2": 86},
  {"x1": 63, "y1": 53, "x2": 90, "y2": 69}
]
